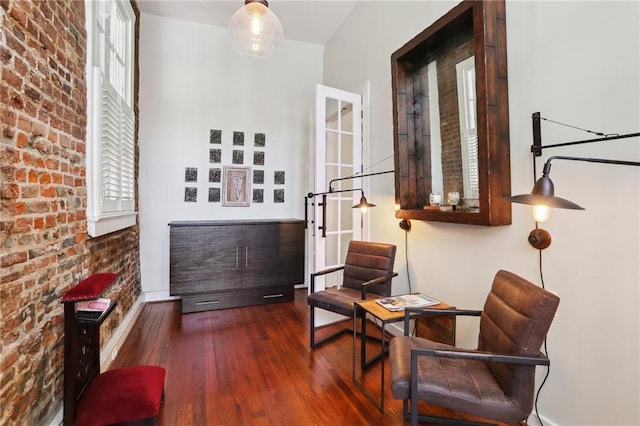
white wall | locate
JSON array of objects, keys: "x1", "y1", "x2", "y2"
[
  {"x1": 138, "y1": 14, "x2": 323, "y2": 298},
  {"x1": 324, "y1": 1, "x2": 639, "y2": 425}
]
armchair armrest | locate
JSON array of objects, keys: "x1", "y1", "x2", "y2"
[
  {"x1": 403, "y1": 307, "x2": 482, "y2": 336},
  {"x1": 309, "y1": 265, "x2": 345, "y2": 293},
  {"x1": 411, "y1": 346, "x2": 550, "y2": 367},
  {"x1": 360, "y1": 272, "x2": 398, "y2": 299}
]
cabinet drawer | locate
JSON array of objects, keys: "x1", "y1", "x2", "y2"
[{"x1": 181, "y1": 286, "x2": 294, "y2": 313}]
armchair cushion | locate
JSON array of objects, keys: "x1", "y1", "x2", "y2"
[
  {"x1": 390, "y1": 337, "x2": 528, "y2": 422},
  {"x1": 307, "y1": 286, "x2": 380, "y2": 317}
]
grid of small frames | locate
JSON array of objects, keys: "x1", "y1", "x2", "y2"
[{"x1": 183, "y1": 130, "x2": 285, "y2": 205}]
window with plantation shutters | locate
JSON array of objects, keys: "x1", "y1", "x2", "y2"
[{"x1": 86, "y1": 0, "x2": 136, "y2": 237}]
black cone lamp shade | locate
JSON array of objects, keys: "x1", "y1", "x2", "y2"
[
  {"x1": 506, "y1": 175, "x2": 585, "y2": 210},
  {"x1": 352, "y1": 191, "x2": 376, "y2": 209}
]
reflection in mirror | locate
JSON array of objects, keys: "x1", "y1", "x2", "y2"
[
  {"x1": 392, "y1": 0, "x2": 511, "y2": 226},
  {"x1": 425, "y1": 54, "x2": 479, "y2": 211}
]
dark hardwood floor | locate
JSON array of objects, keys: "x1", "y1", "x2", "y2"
[{"x1": 110, "y1": 289, "x2": 521, "y2": 426}]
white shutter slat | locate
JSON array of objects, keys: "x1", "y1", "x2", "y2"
[{"x1": 121, "y1": 107, "x2": 135, "y2": 200}]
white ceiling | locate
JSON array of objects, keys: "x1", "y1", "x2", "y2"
[{"x1": 136, "y1": 0, "x2": 359, "y2": 45}]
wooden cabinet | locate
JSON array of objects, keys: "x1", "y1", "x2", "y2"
[{"x1": 169, "y1": 219, "x2": 305, "y2": 313}]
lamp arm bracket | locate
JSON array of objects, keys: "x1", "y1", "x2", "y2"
[
  {"x1": 544, "y1": 155, "x2": 640, "y2": 176},
  {"x1": 308, "y1": 188, "x2": 363, "y2": 198},
  {"x1": 533, "y1": 132, "x2": 640, "y2": 157}
]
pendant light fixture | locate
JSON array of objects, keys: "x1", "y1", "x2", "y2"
[{"x1": 228, "y1": 0, "x2": 284, "y2": 59}]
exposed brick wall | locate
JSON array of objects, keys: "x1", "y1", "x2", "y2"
[{"x1": 0, "y1": 1, "x2": 141, "y2": 425}]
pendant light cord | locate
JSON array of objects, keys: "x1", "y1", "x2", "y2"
[
  {"x1": 405, "y1": 228, "x2": 411, "y2": 294},
  {"x1": 343, "y1": 154, "x2": 395, "y2": 179},
  {"x1": 401, "y1": 223, "x2": 416, "y2": 336}
]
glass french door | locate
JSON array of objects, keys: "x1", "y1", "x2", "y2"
[{"x1": 310, "y1": 84, "x2": 364, "y2": 293}]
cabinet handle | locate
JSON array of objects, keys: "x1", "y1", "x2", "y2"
[
  {"x1": 196, "y1": 300, "x2": 219, "y2": 305},
  {"x1": 236, "y1": 247, "x2": 239, "y2": 268},
  {"x1": 245, "y1": 246, "x2": 248, "y2": 268},
  {"x1": 263, "y1": 293, "x2": 284, "y2": 299}
]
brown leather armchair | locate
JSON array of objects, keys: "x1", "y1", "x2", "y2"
[
  {"x1": 307, "y1": 240, "x2": 397, "y2": 348},
  {"x1": 389, "y1": 270, "x2": 560, "y2": 425}
]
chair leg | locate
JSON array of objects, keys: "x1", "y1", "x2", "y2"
[
  {"x1": 411, "y1": 352, "x2": 419, "y2": 426},
  {"x1": 310, "y1": 306, "x2": 315, "y2": 347},
  {"x1": 309, "y1": 305, "x2": 356, "y2": 349},
  {"x1": 411, "y1": 394, "x2": 418, "y2": 426},
  {"x1": 415, "y1": 414, "x2": 498, "y2": 426},
  {"x1": 403, "y1": 399, "x2": 410, "y2": 420}
]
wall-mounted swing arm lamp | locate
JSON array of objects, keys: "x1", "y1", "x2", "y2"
[
  {"x1": 305, "y1": 170, "x2": 394, "y2": 238},
  {"x1": 505, "y1": 112, "x2": 640, "y2": 249}
]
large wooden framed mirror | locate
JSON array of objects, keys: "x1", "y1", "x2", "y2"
[{"x1": 392, "y1": 0, "x2": 511, "y2": 225}]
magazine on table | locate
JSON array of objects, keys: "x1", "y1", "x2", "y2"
[{"x1": 375, "y1": 293, "x2": 440, "y2": 312}]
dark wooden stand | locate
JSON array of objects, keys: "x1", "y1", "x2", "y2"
[
  {"x1": 62, "y1": 273, "x2": 165, "y2": 425},
  {"x1": 62, "y1": 273, "x2": 118, "y2": 426}
]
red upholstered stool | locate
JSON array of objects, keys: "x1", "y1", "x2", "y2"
[{"x1": 74, "y1": 366, "x2": 166, "y2": 426}]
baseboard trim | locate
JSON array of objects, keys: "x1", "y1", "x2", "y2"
[
  {"x1": 143, "y1": 289, "x2": 179, "y2": 302},
  {"x1": 527, "y1": 410, "x2": 558, "y2": 426}
]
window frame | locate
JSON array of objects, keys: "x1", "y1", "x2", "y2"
[{"x1": 85, "y1": 0, "x2": 137, "y2": 237}]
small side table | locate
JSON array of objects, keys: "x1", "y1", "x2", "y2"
[{"x1": 352, "y1": 296, "x2": 454, "y2": 411}]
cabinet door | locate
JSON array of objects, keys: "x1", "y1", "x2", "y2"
[
  {"x1": 241, "y1": 223, "x2": 279, "y2": 288},
  {"x1": 274, "y1": 222, "x2": 305, "y2": 285},
  {"x1": 170, "y1": 225, "x2": 242, "y2": 294},
  {"x1": 242, "y1": 222, "x2": 304, "y2": 288}
]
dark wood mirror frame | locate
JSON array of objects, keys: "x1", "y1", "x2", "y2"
[{"x1": 392, "y1": 0, "x2": 511, "y2": 226}]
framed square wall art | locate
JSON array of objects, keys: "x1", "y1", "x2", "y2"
[{"x1": 222, "y1": 166, "x2": 251, "y2": 207}]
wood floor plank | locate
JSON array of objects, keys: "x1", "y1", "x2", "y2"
[{"x1": 109, "y1": 289, "x2": 522, "y2": 425}]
